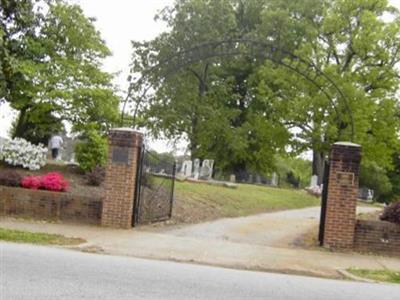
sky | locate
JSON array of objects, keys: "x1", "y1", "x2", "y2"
[
  {"x1": 1, "y1": 0, "x2": 400, "y2": 154},
  {"x1": 72, "y1": 0, "x2": 173, "y2": 90}
]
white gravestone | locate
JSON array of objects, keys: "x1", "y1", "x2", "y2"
[
  {"x1": 310, "y1": 175, "x2": 318, "y2": 188},
  {"x1": 193, "y1": 159, "x2": 201, "y2": 180},
  {"x1": 229, "y1": 174, "x2": 236, "y2": 183},
  {"x1": 271, "y1": 172, "x2": 278, "y2": 186},
  {"x1": 199, "y1": 159, "x2": 214, "y2": 180},
  {"x1": 180, "y1": 160, "x2": 193, "y2": 178}
]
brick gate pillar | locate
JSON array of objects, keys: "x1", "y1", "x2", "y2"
[
  {"x1": 323, "y1": 142, "x2": 362, "y2": 249},
  {"x1": 101, "y1": 128, "x2": 143, "y2": 228}
]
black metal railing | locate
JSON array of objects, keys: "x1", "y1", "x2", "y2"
[
  {"x1": 133, "y1": 147, "x2": 176, "y2": 226},
  {"x1": 318, "y1": 161, "x2": 330, "y2": 245}
]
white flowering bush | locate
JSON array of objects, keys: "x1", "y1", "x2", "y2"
[{"x1": 0, "y1": 138, "x2": 47, "y2": 170}]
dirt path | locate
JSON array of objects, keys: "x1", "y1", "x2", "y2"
[{"x1": 146, "y1": 206, "x2": 380, "y2": 247}]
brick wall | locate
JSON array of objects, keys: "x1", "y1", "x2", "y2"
[
  {"x1": 354, "y1": 220, "x2": 400, "y2": 257},
  {"x1": 323, "y1": 142, "x2": 362, "y2": 249},
  {"x1": 0, "y1": 186, "x2": 102, "y2": 224},
  {"x1": 101, "y1": 128, "x2": 143, "y2": 229}
]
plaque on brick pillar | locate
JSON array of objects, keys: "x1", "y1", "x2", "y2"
[
  {"x1": 112, "y1": 147, "x2": 129, "y2": 164},
  {"x1": 322, "y1": 141, "x2": 361, "y2": 250},
  {"x1": 101, "y1": 128, "x2": 143, "y2": 229},
  {"x1": 336, "y1": 172, "x2": 354, "y2": 186}
]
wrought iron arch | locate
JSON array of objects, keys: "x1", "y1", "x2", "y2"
[{"x1": 121, "y1": 39, "x2": 354, "y2": 141}]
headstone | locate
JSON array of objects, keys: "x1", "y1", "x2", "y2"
[
  {"x1": 180, "y1": 160, "x2": 193, "y2": 178},
  {"x1": 199, "y1": 159, "x2": 214, "y2": 180},
  {"x1": 255, "y1": 175, "x2": 262, "y2": 184},
  {"x1": 358, "y1": 187, "x2": 375, "y2": 201},
  {"x1": 193, "y1": 159, "x2": 201, "y2": 179},
  {"x1": 271, "y1": 172, "x2": 278, "y2": 186},
  {"x1": 367, "y1": 189, "x2": 374, "y2": 201},
  {"x1": 248, "y1": 174, "x2": 253, "y2": 183},
  {"x1": 229, "y1": 174, "x2": 236, "y2": 183},
  {"x1": 310, "y1": 175, "x2": 318, "y2": 188}
]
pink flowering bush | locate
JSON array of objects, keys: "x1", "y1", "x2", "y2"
[
  {"x1": 41, "y1": 172, "x2": 69, "y2": 192},
  {"x1": 21, "y1": 172, "x2": 69, "y2": 192},
  {"x1": 21, "y1": 176, "x2": 42, "y2": 190}
]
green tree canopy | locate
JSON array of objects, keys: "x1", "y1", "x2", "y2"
[
  {"x1": 0, "y1": 0, "x2": 119, "y2": 143},
  {"x1": 128, "y1": 0, "x2": 400, "y2": 181},
  {"x1": 255, "y1": 0, "x2": 400, "y2": 181},
  {"x1": 129, "y1": 0, "x2": 290, "y2": 176}
]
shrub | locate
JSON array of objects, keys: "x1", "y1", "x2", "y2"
[
  {"x1": 21, "y1": 172, "x2": 69, "y2": 192},
  {"x1": 0, "y1": 138, "x2": 47, "y2": 170},
  {"x1": 41, "y1": 172, "x2": 69, "y2": 192},
  {"x1": 380, "y1": 201, "x2": 400, "y2": 225},
  {"x1": 21, "y1": 176, "x2": 42, "y2": 190},
  {"x1": 0, "y1": 170, "x2": 22, "y2": 187},
  {"x1": 85, "y1": 166, "x2": 105, "y2": 186},
  {"x1": 75, "y1": 130, "x2": 108, "y2": 172}
]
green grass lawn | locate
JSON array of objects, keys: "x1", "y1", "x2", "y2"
[
  {"x1": 348, "y1": 269, "x2": 400, "y2": 284},
  {"x1": 0, "y1": 227, "x2": 85, "y2": 246},
  {"x1": 171, "y1": 180, "x2": 320, "y2": 223},
  {"x1": 176, "y1": 182, "x2": 320, "y2": 215}
]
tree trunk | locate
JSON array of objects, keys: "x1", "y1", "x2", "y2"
[
  {"x1": 189, "y1": 124, "x2": 198, "y2": 160},
  {"x1": 189, "y1": 65, "x2": 208, "y2": 160},
  {"x1": 13, "y1": 107, "x2": 28, "y2": 139}
]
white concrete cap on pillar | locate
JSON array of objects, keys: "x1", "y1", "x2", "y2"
[{"x1": 334, "y1": 141, "x2": 361, "y2": 147}]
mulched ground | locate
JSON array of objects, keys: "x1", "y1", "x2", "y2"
[{"x1": 0, "y1": 161, "x2": 103, "y2": 198}]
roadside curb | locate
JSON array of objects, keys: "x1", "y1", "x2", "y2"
[
  {"x1": 65, "y1": 244, "x2": 341, "y2": 280},
  {"x1": 55, "y1": 241, "x2": 340, "y2": 279},
  {"x1": 337, "y1": 269, "x2": 378, "y2": 284},
  {"x1": 58, "y1": 242, "x2": 105, "y2": 254}
]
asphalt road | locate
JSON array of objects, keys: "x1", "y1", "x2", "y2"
[{"x1": 0, "y1": 242, "x2": 398, "y2": 300}]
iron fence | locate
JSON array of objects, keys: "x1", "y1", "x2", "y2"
[{"x1": 133, "y1": 147, "x2": 176, "y2": 226}]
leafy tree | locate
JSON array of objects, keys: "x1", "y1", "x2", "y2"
[
  {"x1": 275, "y1": 155, "x2": 312, "y2": 188},
  {"x1": 359, "y1": 161, "x2": 392, "y2": 202},
  {"x1": 0, "y1": 0, "x2": 119, "y2": 143},
  {"x1": 381, "y1": 154, "x2": 400, "y2": 203},
  {"x1": 129, "y1": 0, "x2": 400, "y2": 181},
  {"x1": 129, "y1": 0, "x2": 289, "y2": 176},
  {"x1": 9, "y1": 103, "x2": 64, "y2": 145},
  {"x1": 255, "y1": 0, "x2": 400, "y2": 183}
]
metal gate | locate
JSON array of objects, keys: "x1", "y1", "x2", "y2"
[
  {"x1": 133, "y1": 146, "x2": 176, "y2": 226},
  {"x1": 318, "y1": 161, "x2": 330, "y2": 245}
]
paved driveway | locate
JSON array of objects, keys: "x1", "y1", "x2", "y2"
[{"x1": 152, "y1": 206, "x2": 380, "y2": 247}]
